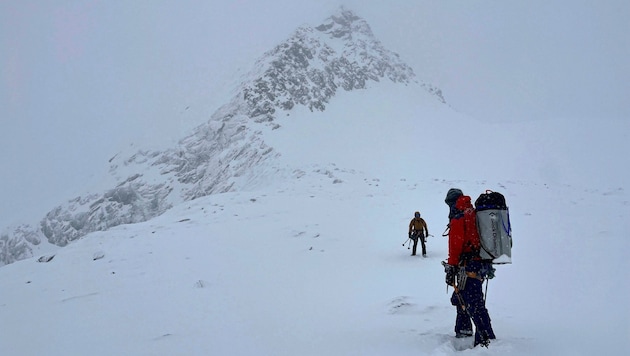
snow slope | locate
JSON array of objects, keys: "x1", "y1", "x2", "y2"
[
  {"x1": 1, "y1": 7, "x2": 628, "y2": 355},
  {"x1": 0, "y1": 8, "x2": 444, "y2": 265},
  {"x1": 1, "y1": 76, "x2": 629, "y2": 355},
  {"x1": 0, "y1": 170, "x2": 627, "y2": 355}
]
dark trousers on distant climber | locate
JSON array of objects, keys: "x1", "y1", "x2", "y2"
[
  {"x1": 411, "y1": 232, "x2": 426, "y2": 256},
  {"x1": 451, "y1": 278, "x2": 496, "y2": 346}
]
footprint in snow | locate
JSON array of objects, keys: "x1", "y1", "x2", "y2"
[{"x1": 388, "y1": 296, "x2": 417, "y2": 314}]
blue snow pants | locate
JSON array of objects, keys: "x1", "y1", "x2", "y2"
[{"x1": 451, "y1": 278, "x2": 496, "y2": 346}]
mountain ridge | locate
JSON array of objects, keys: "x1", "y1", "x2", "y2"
[{"x1": 0, "y1": 8, "x2": 446, "y2": 266}]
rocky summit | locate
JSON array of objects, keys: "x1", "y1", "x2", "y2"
[{"x1": 0, "y1": 8, "x2": 445, "y2": 266}]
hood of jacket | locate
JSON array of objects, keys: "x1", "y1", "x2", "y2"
[{"x1": 455, "y1": 195, "x2": 474, "y2": 211}]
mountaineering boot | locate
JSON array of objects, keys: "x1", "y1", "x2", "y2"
[
  {"x1": 475, "y1": 337, "x2": 491, "y2": 348},
  {"x1": 474, "y1": 329, "x2": 495, "y2": 348}
]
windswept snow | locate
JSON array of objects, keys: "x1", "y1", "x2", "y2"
[
  {"x1": 0, "y1": 5, "x2": 628, "y2": 355},
  {"x1": 0, "y1": 172, "x2": 627, "y2": 355}
]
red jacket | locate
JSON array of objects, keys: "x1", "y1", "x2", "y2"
[{"x1": 447, "y1": 195, "x2": 481, "y2": 266}]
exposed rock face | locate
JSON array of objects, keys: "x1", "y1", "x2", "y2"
[
  {"x1": 1, "y1": 8, "x2": 445, "y2": 265},
  {"x1": 242, "y1": 8, "x2": 420, "y2": 121}
]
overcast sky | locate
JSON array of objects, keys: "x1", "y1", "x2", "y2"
[{"x1": 1, "y1": 0, "x2": 628, "y2": 226}]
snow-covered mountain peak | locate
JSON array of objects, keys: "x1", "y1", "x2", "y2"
[
  {"x1": 317, "y1": 7, "x2": 361, "y2": 33},
  {"x1": 240, "y1": 8, "x2": 429, "y2": 122},
  {"x1": 0, "y1": 8, "x2": 445, "y2": 266},
  {"x1": 315, "y1": 7, "x2": 377, "y2": 46}
]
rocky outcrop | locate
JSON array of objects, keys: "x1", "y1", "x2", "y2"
[{"x1": 0, "y1": 8, "x2": 445, "y2": 265}]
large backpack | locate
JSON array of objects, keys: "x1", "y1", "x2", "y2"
[{"x1": 474, "y1": 190, "x2": 512, "y2": 264}]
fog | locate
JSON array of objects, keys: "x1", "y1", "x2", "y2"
[{"x1": 1, "y1": 0, "x2": 628, "y2": 226}]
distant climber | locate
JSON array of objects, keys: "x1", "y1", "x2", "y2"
[{"x1": 408, "y1": 211, "x2": 429, "y2": 257}]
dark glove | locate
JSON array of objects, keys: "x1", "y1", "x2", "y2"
[
  {"x1": 480, "y1": 263, "x2": 496, "y2": 280},
  {"x1": 444, "y1": 264, "x2": 458, "y2": 286}
]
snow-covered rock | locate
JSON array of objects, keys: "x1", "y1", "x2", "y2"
[{"x1": 0, "y1": 8, "x2": 445, "y2": 266}]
